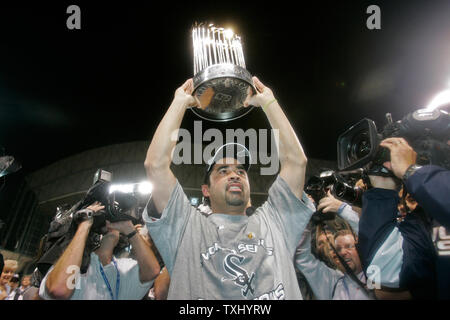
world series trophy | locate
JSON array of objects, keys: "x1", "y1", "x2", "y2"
[{"x1": 191, "y1": 23, "x2": 257, "y2": 122}]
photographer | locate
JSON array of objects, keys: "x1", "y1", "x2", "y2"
[
  {"x1": 39, "y1": 201, "x2": 160, "y2": 300},
  {"x1": 317, "y1": 190, "x2": 360, "y2": 234},
  {"x1": 295, "y1": 193, "x2": 373, "y2": 299},
  {"x1": 357, "y1": 139, "x2": 438, "y2": 299}
]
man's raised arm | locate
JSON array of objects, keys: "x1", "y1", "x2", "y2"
[
  {"x1": 43, "y1": 202, "x2": 104, "y2": 300},
  {"x1": 245, "y1": 77, "x2": 307, "y2": 199},
  {"x1": 144, "y1": 79, "x2": 197, "y2": 214}
]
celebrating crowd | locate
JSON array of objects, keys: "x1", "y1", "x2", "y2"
[{"x1": 1, "y1": 77, "x2": 449, "y2": 300}]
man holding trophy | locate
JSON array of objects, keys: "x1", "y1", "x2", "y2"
[{"x1": 143, "y1": 24, "x2": 313, "y2": 299}]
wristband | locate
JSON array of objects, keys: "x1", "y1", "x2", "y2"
[
  {"x1": 262, "y1": 98, "x2": 277, "y2": 112},
  {"x1": 126, "y1": 230, "x2": 138, "y2": 239},
  {"x1": 337, "y1": 203, "x2": 348, "y2": 215}
]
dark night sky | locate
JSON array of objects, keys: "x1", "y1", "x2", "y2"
[{"x1": 1, "y1": 0, "x2": 450, "y2": 176}]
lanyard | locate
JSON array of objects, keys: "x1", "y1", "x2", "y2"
[
  {"x1": 344, "y1": 273, "x2": 366, "y2": 299},
  {"x1": 342, "y1": 276, "x2": 351, "y2": 299},
  {"x1": 99, "y1": 258, "x2": 120, "y2": 300}
]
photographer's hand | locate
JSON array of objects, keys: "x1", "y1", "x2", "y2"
[
  {"x1": 380, "y1": 137, "x2": 417, "y2": 179},
  {"x1": 77, "y1": 202, "x2": 104, "y2": 228},
  {"x1": 317, "y1": 191, "x2": 343, "y2": 213},
  {"x1": 105, "y1": 220, "x2": 135, "y2": 236},
  {"x1": 86, "y1": 201, "x2": 104, "y2": 212}
]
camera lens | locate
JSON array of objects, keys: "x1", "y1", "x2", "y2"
[
  {"x1": 333, "y1": 182, "x2": 363, "y2": 207},
  {"x1": 348, "y1": 130, "x2": 371, "y2": 162},
  {"x1": 333, "y1": 182, "x2": 346, "y2": 198}
]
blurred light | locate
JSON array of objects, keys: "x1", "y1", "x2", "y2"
[
  {"x1": 109, "y1": 184, "x2": 134, "y2": 194},
  {"x1": 425, "y1": 89, "x2": 450, "y2": 111},
  {"x1": 190, "y1": 197, "x2": 199, "y2": 206},
  {"x1": 138, "y1": 181, "x2": 153, "y2": 195},
  {"x1": 224, "y1": 29, "x2": 234, "y2": 39},
  {"x1": 0, "y1": 156, "x2": 21, "y2": 178}
]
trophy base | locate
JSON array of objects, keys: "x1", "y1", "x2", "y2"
[{"x1": 192, "y1": 64, "x2": 256, "y2": 122}]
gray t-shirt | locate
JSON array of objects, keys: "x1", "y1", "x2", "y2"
[{"x1": 143, "y1": 175, "x2": 314, "y2": 300}]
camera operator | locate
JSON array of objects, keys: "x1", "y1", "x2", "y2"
[
  {"x1": 357, "y1": 138, "x2": 439, "y2": 299},
  {"x1": 380, "y1": 137, "x2": 450, "y2": 228},
  {"x1": 372, "y1": 137, "x2": 450, "y2": 299},
  {"x1": 295, "y1": 193, "x2": 374, "y2": 299},
  {"x1": 39, "y1": 201, "x2": 160, "y2": 300}
]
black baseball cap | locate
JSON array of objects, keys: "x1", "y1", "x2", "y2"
[{"x1": 204, "y1": 143, "x2": 251, "y2": 183}]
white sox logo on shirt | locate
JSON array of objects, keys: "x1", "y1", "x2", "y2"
[
  {"x1": 201, "y1": 239, "x2": 274, "y2": 298},
  {"x1": 222, "y1": 253, "x2": 255, "y2": 297}
]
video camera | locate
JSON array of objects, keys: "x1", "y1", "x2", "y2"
[
  {"x1": 305, "y1": 169, "x2": 364, "y2": 223},
  {"x1": 337, "y1": 108, "x2": 450, "y2": 174}
]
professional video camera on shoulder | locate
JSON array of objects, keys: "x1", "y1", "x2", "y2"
[{"x1": 337, "y1": 108, "x2": 450, "y2": 175}]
